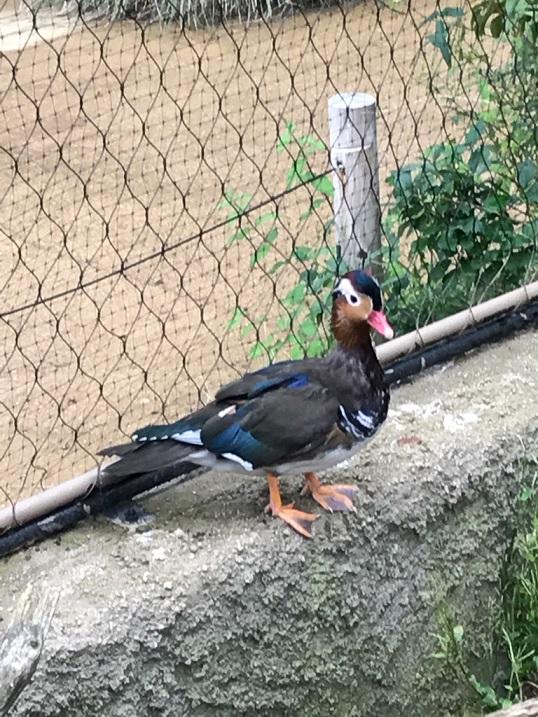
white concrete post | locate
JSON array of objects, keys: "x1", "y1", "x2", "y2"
[{"x1": 328, "y1": 92, "x2": 381, "y2": 273}]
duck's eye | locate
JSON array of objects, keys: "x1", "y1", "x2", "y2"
[
  {"x1": 349, "y1": 295, "x2": 358, "y2": 304},
  {"x1": 332, "y1": 290, "x2": 342, "y2": 299}
]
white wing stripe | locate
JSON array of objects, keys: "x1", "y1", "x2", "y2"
[
  {"x1": 171, "y1": 429, "x2": 203, "y2": 446},
  {"x1": 222, "y1": 452, "x2": 254, "y2": 471}
]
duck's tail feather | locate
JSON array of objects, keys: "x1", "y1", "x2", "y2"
[
  {"x1": 99, "y1": 440, "x2": 196, "y2": 481},
  {"x1": 99, "y1": 443, "x2": 140, "y2": 458}
]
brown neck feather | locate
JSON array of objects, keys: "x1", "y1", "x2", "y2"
[{"x1": 331, "y1": 305, "x2": 373, "y2": 350}]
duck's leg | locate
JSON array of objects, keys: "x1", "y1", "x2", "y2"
[
  {"x1": 302, "y1": 472, "x2": 358, "y2": 513},
  {"x1": 267, "y1": 472, "x2": 319, "y2": 539}
]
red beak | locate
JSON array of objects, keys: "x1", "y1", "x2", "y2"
[{"x1": 367, "y1": 310, "x2": 394, "y2": 339}]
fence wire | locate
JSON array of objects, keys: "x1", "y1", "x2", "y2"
[{"x1": 0, "y1": 0, "x2": 536, "y2": 512}]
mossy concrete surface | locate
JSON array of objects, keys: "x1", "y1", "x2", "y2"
[{"x1": 1, "y1": 329, "x2": 537, "y2": 717}]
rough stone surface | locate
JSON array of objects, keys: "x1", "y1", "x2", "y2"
[{"x1": 1, "y1": 329, "x2": 537, "y2": 717}]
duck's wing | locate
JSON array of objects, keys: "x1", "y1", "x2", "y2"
[
  {"x1": 214, "y1": 359, "x2": 314, "y2": 402},
  {"x1": 201, "y1": 382, "x2": 341, "y2": 470},
  {"x1": 114, "y1": 361, "x2": 315, "y2": 449},
  {"x1": 99, "y1": 361, "x2": 325, "y2": 478}
]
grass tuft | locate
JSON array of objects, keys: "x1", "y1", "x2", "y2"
[
  {"x1": 31, "y1": 0, "x2": 336, "y2": 28},
  {"x1": 435, "y1": 458, "x2": 538, "y2": 714}
]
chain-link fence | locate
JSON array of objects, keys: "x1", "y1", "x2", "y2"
[{"x1": 0, "y1": 0, "x2": 536, "y2": 515}]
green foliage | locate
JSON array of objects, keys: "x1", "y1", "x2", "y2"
[
  {"x1": 501, "y1": 477, "x2": 538, "y2": 702},
  {"x1": 388, "y1": 8, "x2": 538, "y2": 696},
  {"x1": 223, "y1": 0, "x2": 537, "y2": 357},
  {"x1": 421, "y1": 6, "x2": 465, "y2": 67},
  {"x1": 464, "y1": 1, "x2": 538, "y2": 201},
  {"x1": 434, "y1": 461, "x2": 538, "y2": 713},
  {"x1": 222, "y1": 123, "x2": 340, "y2": 362},
  {"x1": 434, "y1": 608, "x2": 512, "y2": 712},
  {"x1": 384, "y1": 0, "x2": 537, "y2": 334},
  {"x1": 471, "y1": 0, "x2": 538, "y2": 40},
  {"x1": 383, "y1": 131, "x2": 537, "y2": 332}
]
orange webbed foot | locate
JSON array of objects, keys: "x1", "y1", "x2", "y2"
[
  {"x1": 271, "y1": 502, "x2": 319, "y2": 539},
  {"x1": 266, "y1": 473, "x2": 319, "y2": 539},
  {"x1": 302, "y1": 472, "x2": 358, "y2": 513}
]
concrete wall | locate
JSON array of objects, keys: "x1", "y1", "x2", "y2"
[{"x1": 1, "y1": 328, "x2": 537, "y2": 717}]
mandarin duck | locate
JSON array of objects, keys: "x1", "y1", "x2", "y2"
[{"x1": 99, "y1": 270, "x2": 393, "y2": 538}]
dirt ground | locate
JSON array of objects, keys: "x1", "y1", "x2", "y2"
[{"x1": 0, "y1": 0, "x2": 452, "y2": 505}]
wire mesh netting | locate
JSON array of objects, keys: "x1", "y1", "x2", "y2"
[{"x1": 0, "y1": 0, "x2": 536, "y2": 512}]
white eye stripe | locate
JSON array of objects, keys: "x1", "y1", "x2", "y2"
[{"x1": 335, "y1": 278, "x2": 362, "y2": 306}]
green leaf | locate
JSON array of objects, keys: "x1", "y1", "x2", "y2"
[
  {"x1": 277, "y1": 122, "x2": 297, "y2": 152},
  {"x1": 311, "y1": 175, "x2": 334, "y2": 197},
  {"x1": 290, "y1": 343, "x2": 305, "y2": 360},
  {"x1": 293, "y1": 245, "x2": 316, "y2": 261},
  {"x1": 227, "y1": 227, "x2": 251, "y2": 245},
  {"x1": 284, "y1": 284, "x2": 307, "y2": 306},
  {"x1": 469, "y1": 675, "x2": 503, "y2": 709},
  {"x1": 240, "y1": 322, "x2": 255, "y2": 337},
  {"x1": 251, "y1": 242, "x2": 272, "y2": 267},
  {"x1": 277, "y1": 316, "x2": 291, "y2": 331},
  {"x1": 306, "y1": 337, "x2": 327, "y2": 357},
  {"x1": 490, "y1": 13, "x2": 504, "y2": 37},
  {"x1": 227, "y1": 307, "x2": 246, "y2": 330},
  {"x1": 265, "y1": 227, "x2": 278, "y2": 244},
  {"x1": 299, "y1": 317, "x2": 319, "y2": 338},
  {"x1": 464, "y1": 120, "x2": 487, "y2": 145},
  {"x1": 286, "y1": 157, "x2": 311, "y2": 188},
  {"x1": 269, "y1": 260, "x2": 287, "y2": 275},
  {"x1": 299, "y1": 197, "x2": 325, "y2": 221},
  {"x1": 428, "y1": 20, "x2": 453, "y2": 66},
  {"x1": 483, "y1": 193, "x2": 504, "y2": 214},
  {"x1": 396, "y1": 166, "x2": 414, "y2": 193},
  {"x1": 438, "y1": 6, "x2": 464, "y2": 18},
  {"x1": 250, "y1": 342, "x2": 268, "y2": 360},
  {"x1": 524, "y1": 183, "x2": 538, "y2": 203},
  {"x1": 518, "y1": 159, "x2": 538, "y2": 189},
  {"x1": 255, "y1": 211, "x2": 277, "y2": 227},
  {"x1": 221, "y1": 190, "x2": 253, "y2": 216},
  {"x1": 469, "y1": 146, "x2": 494, "y2": 175},
  {"x1": 453, "y1": 624, "x2": 464, "y2": 643},
  {"x1": 520, "y1": 486, "x2": 535, "y2": 502}
]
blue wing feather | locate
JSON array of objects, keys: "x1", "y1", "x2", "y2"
[
  {"x1": 131, "y1": 367, "x2": 312, "y2": 463},
  {"x1": 246, "y1": 372, "x2": 309, "y2": 398},
  {"x1": 204, "y1": 422, "x2": 266, "y2": 466},
  {"x1": 201, "y1": 403, "x2": 284, "y2": 468}
]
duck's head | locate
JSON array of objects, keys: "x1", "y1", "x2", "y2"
[{"x1": 331, "y1": 270, "x2": 394, "y2": 343}]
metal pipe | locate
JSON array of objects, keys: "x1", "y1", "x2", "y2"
[
  {"x1": 0, "y1": 465, "x2": 200, "y2": 558},
  {"x1": 0, "y1": 467, "x2": 99, "y2": 533},
  {"x1": 1, "y1": 280, "x2": 537, "y2": 538},
  {"x1": 376, "y1": 281, "x2": 538, "y2": 365},
  {"x1": 383, "y1": 298, "x2": 538, "y2": 385}
]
